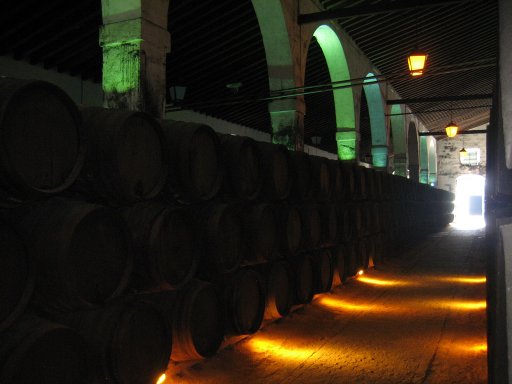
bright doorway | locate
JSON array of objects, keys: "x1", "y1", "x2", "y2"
[{"x1": 453, "y1": 175, "x2": 485, "y2": 230}]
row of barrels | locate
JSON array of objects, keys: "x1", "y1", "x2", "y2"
[
  {"x1": 0, "y1": 78, "x2": 453, "y2": 383},
  {"x1": 0, "y1": 78, "x2": 414, "y2": 208}
]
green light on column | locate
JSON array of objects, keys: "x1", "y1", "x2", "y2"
[
  {"x1": 102, "y1": 40, "x2": 142, "y2": 93},
  {"x1": 372, "y1": 146, "x2": 388, "y2": 168},
  {"x1": 336, "y1": 131, "x2": 356, "y2": 160}
]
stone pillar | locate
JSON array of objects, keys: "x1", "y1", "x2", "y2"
[
  {"x1": 269, "y1": 97, "x2": 305, "y2": 151},
  {"x1": 336, "y1": 129, "x2": 357, "y2": 161},
  {"x1": 394, "y1": 153, "x2": 407, "y2": 177},
  {"x1": 409, "y1": 162, "x2": 420, "y2": 182},
  {"x1": 420, "y1": 168, "x2": 429, "y2": 184},
  {"x1": 100, "y1": 0, "x2": 170, "y2": 118},
  {"x1": 372, "y1": 145, "x2": 388, "y2": 169}
]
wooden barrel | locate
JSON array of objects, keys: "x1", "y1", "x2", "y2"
[
  {"x1": 162, "y1": 120, "x2": 222, "y2": 202},
  {"x1": 344, "y1": 242, "x2": 358, "y2": 278},
  {"x1": 172, "y1": 280, "x2": 224, "y2": 361},
  {"x1": 352, "y1": 165, "x2": 367, "y2": 200},
  {"x1": 220, "y1": 268, "x2": 265, "y2": 335},
  {"x1": 254, "y1": 142, "x2": 291, "y2": 201},
  {"x1": 319, "y1": 203, "x2": 338, "y2": 246},
  {"x1": 0, "y1": 220, "x2": 34, "y2": 332},
  {"x1": 218, "y1": 134, "x2": 261, "y2": 200},
  {"x1": 365, "y1": 168, "x2": 377, "y2": 201},
  {"x1": 356, "y1": 240, "x2": 369, "y2": 271},
  {"x1": 253, "y1": 261, "x2": 294, "y2": 319},
  {"x1": 0, "y1": 316, "x2": 94, "y2": 384},
  {"x1": 348, "y1": 203, "x2": 363, "y2": 239},
  {"x1": 61, "y1": 300, "x2": 171, "y2": 384},
  {"x1": 275, "y1": 204, "x2": 302, "y2": 256},
  {"x1": 328, "y1": 159, "x2": 344, "y2": 201},
  {"x1": 297, "y1": 204, "x2": 321, "y2": 249},
  {"x1": 0, "y1": 78, "x2": 85, "y2": 201},
  {"x1": 289, "y1": 253, "x2": 314, "y2": 304},
  {"x1": 240, "y1": 203, "x2": 277, "y2": 264},
  {"x1": 122, "y1": 202, "x2": 197, "y2": 290},
  {"x1": 309, "y1": 155, "x2": 331, "y2": 202},
  {"x1": 331, "y1": 244, "x2": 346, "y2": 285},
  {"x1": 193, "y1": 203, "x2": 242, "y2": 277},
  {"x1": 340, "y1": 163, "x2": 356, "y2": 199},
  {"x1": 337, "y1": 204, "x2": 354, "y2": 243},
  {"x1": 11, "y1": 197, "x2": 133, "y2": 312},
  {"x1": 288, "y1": 151, "x2": 312, "y2": 201},
  {"x1": 369, "y1": 201, "x2": 382, "y2": 234},
  {"x1": 311, "y1": 249, "x2": 334, "y2": 293},
  {"x1": 359, "y1": 201, "x2": 373, "y2": 237},
  {"x1": 80, "y1": 107, "x2": 167, "y2": 205},
  {"x1": 365, "y1": 236, "x2": 376, "y2": 268}
]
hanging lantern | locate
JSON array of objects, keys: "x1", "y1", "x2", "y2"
[
  {"x1": 407, "y1": 51, "x2": 428, "y2": 76},
  {"x1": 445, "y1": 121, "x2": 459, "y2": 138},
  {"x1": 459, "y1": 147, "x2": 468, "y2": 164}
]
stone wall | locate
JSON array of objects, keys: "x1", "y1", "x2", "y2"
[{"x1": 436, "y1": 125, "x2": 487, "y2": 193}]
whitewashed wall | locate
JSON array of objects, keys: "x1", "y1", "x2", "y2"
[{"x1": 437, "y1": 125, "x2": 487, "y2": 193}]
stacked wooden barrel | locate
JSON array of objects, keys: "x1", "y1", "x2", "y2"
[{"x1": 0, "y1": 78, "x2": 454, "y2": 381}]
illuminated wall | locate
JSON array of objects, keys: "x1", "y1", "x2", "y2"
[
  {"x1": 420, "y1": 136, "x2": 429, "y2": 184},
  {"x1": 390, "y1": 105, "x2": 407, "y2": 177},
  {"x1": 363, "y1": 73, "x2": 387, "y2": 168},
  {"x1": 312, "y1": 25, "x2": 356, "y2": 160},
  {"x1": 252, "y1": 0, "x2": 301, "y2": 150}
]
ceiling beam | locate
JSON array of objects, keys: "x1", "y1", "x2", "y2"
[
  {"x1": 387, "y1": 94, "x2": 493, "y2": 105},
  {"x1": 298, "y1": 0, "x2": 486, "y2": 25},
  {"x1": 418, "y1": 129, "x2": 487, "y2": 136}
]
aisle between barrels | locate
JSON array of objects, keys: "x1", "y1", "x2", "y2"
[{"x1": 165, "y1": 227, "x2": 487, "y2": 384}]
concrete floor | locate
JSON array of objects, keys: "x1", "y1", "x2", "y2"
[{"x1": 166, "y1": 227, "x2": 487, "y2": 384}]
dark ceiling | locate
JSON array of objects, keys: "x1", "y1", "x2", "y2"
[
  {"x1": 0, "y1": 0, "x2": 499, "y2": 148},
  {"x1": 315, "y1": 0, "x2": 498, "y2": 133}
]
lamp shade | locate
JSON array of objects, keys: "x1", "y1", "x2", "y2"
[
  {"x1": 459, "y1": 147, "x2": 468, "y2": 163},
  {"x1": 445, "y1": 122, "x2": 459, "y2": 138},
  {"x1": 407, "y1": 52, "x2": 428, "y2": 76}
]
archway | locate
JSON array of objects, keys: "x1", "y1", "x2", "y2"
[
  {"x1": 359, "y1": 87, "x2": 372, "y2": 163},
  {"x1": 311, "y1": 25, "x2": 356, "y2": 160},
  {"x1": 252, "y1": 0, "x2": 297, "y2": 148},
  {"x1": 407, "y1": 122, "x2": 419, "y2": 181},
  {"x1": 303, "y1": 35, "x2": 337, "y2": 153},
  {"x1": 363, "y1": 73, "x2": 387, "y2": 168}
]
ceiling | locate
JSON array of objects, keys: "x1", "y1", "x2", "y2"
[
  {"x1": 0, "y1": 0, "x2": 499, "y2": 151},
  {"x1": 315, "y1": 0, "x2": 498, "y2": 134}
]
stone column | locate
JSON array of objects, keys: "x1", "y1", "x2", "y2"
[
  {"x1": 372, "y1": 145, "x2": 388, "y2": 169},
  {"x1": 269, "y1": 97, "x2": 305, "y2": 151},
  {"x1": 100, "y1": 0, "x2": 170, "y2": 118},
  {"x1": 394, "y1": 153, "x2": 407, "y2": 177},
  {"x1": 336, "y1": 128, "x2": 357, "y2": 161}
]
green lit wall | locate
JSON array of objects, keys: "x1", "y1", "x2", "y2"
[
  {"x1": 390, "y1": 105, "x2": 407, "y2": 176},
  {"x1": 420, "y1": 135, "x2": 429, "y2": 184},
  {"x1": 313, "y1": 25, "x2": 356, "y2": 160},
  {"x1": 428, "y1": 137, "x2": 438, "y2": 185},
  {"x1": 252, "y1": 0, "x2": 297, "y2": 149},
  {"x1": 363, "y1": 73, "x2": 387, "y2": 168}
]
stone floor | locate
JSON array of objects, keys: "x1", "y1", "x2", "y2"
[{"x1": 165, "y1": 226, "x2": 487, "y2": 384}]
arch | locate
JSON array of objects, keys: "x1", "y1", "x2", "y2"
[
  {"x1": 428, "y1": 137, "x2": 438, "y2": 186},
  {"x1": 407, "y1": 122, "x2": 419, "y2": 182},
  {"x1": 252, "y1": 0, "x2": 298, "y2": 149},
  {"x1": 419, "y1": 136, "x2": 429, "y2": 184},
  {"x1": 312, "y1": 25, "x2": 356, "y2": 160},
  {"x1": 363, "y1": 73, "x2": 387, "y2": 168},
  {"x1": 390, "y1": 105, "x2": 407, "y2": 177}
]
